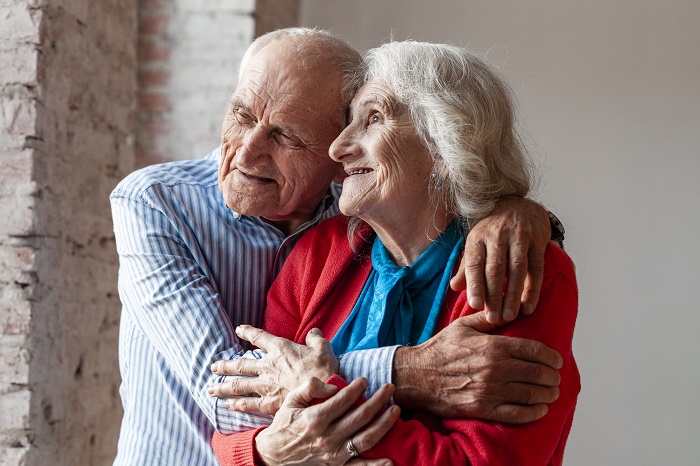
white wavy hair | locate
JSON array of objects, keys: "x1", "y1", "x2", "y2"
[{"x1": 358, "y1": 41, "x2": 532, "y2": 226}]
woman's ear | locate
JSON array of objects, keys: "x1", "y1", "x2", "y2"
[{"x1": 431, "y1": 158, "x2": 449, "y2": 187}]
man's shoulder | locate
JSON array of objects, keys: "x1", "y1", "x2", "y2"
[{"x1": 111, "y1": 148, "x2": 220, "y2": 201}]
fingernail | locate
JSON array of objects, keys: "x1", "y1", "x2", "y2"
[
  {"x1": 211, "y1": 362, "x2": 219, "y2": 373},
  {"x1": 486, "y1": 311, "x2": 497, "y2": 324},
  {"x1": 225, "y1": 399, "x2": 232, "y2": 409},
  {"x1": 468, "y1": 296, "x2": 482, "y2": 309},
  {"x1": 503, "y1": 308, "x2": 516, "y2": 321},
  {"x1": 520, "y1": 303, "x2": 532, "y2": 315},
  {"x1": 207, "y1": 386, "x2": 215, "y2": 395}
]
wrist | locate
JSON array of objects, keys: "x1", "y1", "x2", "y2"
[
  {"x1": 392, "y1": 346, "x2": 427, "y2": 410},
  {"x1": 254, "y1": 430, "x2": 277, "y2": 466}
]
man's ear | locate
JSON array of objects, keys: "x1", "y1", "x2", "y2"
[{"x1": 332, "y1": 163, "x2": 347, "y2": 184}]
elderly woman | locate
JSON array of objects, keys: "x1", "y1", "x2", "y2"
[{"x1": 213, "y1": 41, "x2": 579, "y2": 465}]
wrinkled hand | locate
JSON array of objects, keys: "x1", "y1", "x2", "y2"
[
  {"x1": 208, "y1": 326, "x2": 338, "y2": 415},
  {"x1": 450, "y1": 197, "x2": 550, "y2": 323},
  {"x1": 393, "y1": 311, "x2": 562, "y2": 423},
  {"x1": 255, "y1": 377, "x2": 399, "y2": 466}
]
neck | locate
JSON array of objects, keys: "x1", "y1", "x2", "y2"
[
  {"x1": 363, "y1": 204, "x2": 456, "y2": 267},
  {"x1": 262, "y1": 217, "x2": 307, "y2": 236}
]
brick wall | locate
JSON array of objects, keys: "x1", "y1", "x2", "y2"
[
  {"x1": 1, "y1": 1, "x2": 299, "y2": 464},
  {"x1": 0, "y1": 0, "x2": 137, "y2": 464},
  {"x1": 136, "y1": 0, "x2": 300, "y2": 166}
]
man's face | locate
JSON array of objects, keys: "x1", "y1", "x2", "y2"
[{"x1": 218, "y1": 41, "x2": 346, "y2": 231}]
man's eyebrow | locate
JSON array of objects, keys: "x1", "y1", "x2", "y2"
[{"x1": 228, "y1": 97, "x2": 249, "y2": 110}]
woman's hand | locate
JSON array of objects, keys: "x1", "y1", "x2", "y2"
[
  {"x1": 208, "y1": 327, "x2": 338, "y2": 415},
  {"x1": 255, "y1": 377, "x2": 400, "y2": 466}
]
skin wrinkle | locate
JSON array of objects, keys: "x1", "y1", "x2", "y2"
[
  {"x1": 330, "y1": 81, "x2": 453, "y2": 267},
  {"x1": 218, "y1": 39, "x2": 345, "y2": 234}
]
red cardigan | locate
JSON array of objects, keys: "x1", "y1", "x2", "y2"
[{"x1": 213, "y1": 215, "x2": 580, "y2": 465}]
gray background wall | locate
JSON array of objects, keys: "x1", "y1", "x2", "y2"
[{"x1": 299, "y1": 0, "x2": 700, "y2": 464}]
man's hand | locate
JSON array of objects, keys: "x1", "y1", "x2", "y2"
[
  {"x1": 392, "y1": 311, "x2": 562, "y2": 423},
  {"x1": 255, "y1": 377, "x2": 399, "y2": 466},
  {"x1": 208, "y1": 326, "x2": 338, "y2": 414},
  {"x1": 450, "y1": 197, "x2": 551, "y2": 323}
]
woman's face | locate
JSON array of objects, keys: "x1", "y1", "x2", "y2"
[{"x1": 329, "y1": 81, "x2": 434, "y2": 224}]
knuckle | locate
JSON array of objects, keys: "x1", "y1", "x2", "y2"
[
  {"x1": 509, "y1": 257, "x2": 528, "y2": 273},
  {"x1": 485, "y1": 260, "x2": 506, "y2": 277}
]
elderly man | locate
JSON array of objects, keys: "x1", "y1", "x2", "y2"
[{"x1": 111, "y1": 28, "x2": 562, "y2": 465}]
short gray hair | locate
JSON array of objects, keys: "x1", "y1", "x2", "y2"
[
  {"x1": 239, "y1": 27, "x2": 361, "y2": 110},
  {"x1": 359, "y1": 41, "x2": 532, "y2": 225}
]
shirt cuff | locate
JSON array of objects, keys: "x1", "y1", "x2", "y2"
[{"x1": 337, "y1": 345, "x2": 399, "y2": 399}]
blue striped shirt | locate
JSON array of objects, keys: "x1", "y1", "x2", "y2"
[{"x1": 110, "y1": 147, "x2": 397, "y2": 466}]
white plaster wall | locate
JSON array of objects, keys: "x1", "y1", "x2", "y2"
[{"x1": 301, "y1": 1, "x2": 700, "y2": 464}]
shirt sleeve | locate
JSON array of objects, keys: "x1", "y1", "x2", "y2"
[
  {"x1": 337, "y1": 346, "x2": 398, "y2": 399},
  {"x1": 111, "y1": 190, "x2": 263, "y2": 433}
]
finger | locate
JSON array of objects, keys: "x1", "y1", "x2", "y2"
[
  {"x1": 520, "y1": 245, "x2": 545, "y2": 315},
  {"x1": 449, "y1": 254, "x2": 467, "y2": 292},
  {"x1": 350, "y1": 404, "x2": 401, "y2": 454},
  {"x1": 483, "y1": 239, "x2": 507, "y2": 323},
  {"x1": 306, "y1": 328, "x2": 334, "y2": 352},
  {"x1": 500, "y1": 358, "x2": 561, "y2": 386},
  {"x1": 211, "y1": 358, "x2": 262, "y2": 376},
  {"x1": 453, "y1": 311, "x2": 498, "y2": 333},
  {"x1": 333, "y1": 383, "x2": 395, "y2": 436},
  {"x1": 460, "y1": 239, "x2": 486, "y2": 308},
  {"x1": 507, "y1": 339, "x2": 563, "y2": 369},
  {"x1": 501, "y1": 240, "x2": 529, "y2": 322},
  {"x1": 310, "y1": 377, "x2": 369, "y2": 421},
  {"x1": 225, "y1": 395, "x2": 281, "y2": 415},
  {"x1": 286, "y1": 377, "x2": 339, "y2": 409},
  {"x1": 235, "y1": 325, "x2": 286, "y2": 353},
  {"x1": 224, "y1": 395, "x2": 261, "y2": 413},
  {"x1": 489, "y1": 382, "x2": 560, "y2": 405},
  {"x1": 347, "y1": 460, "x2": 392, "y2": 466},
  {"x1": 487, "y1": 403, "x2": 549, "y2": 424},
  {"x1": 208, "y1": 377, "x2": 261, "y2": 398}
]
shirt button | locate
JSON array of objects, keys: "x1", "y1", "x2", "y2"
[{"x1": 233, "y1": 212, "x2": 240, "y2": 219}]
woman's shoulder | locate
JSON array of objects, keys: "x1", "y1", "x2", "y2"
[
  {"x1": 543, "y1": 243, "x2": 577, "y2": 290},
  {"x1": 299, "y1": 215, "x2": 374, "y2": 255}
]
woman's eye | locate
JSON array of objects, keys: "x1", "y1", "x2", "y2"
[{"x1": 368, "y1": 113, "x2": 381, "y2": 126}]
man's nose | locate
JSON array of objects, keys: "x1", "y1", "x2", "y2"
[{"x1": 237, "y1": 125, "x2": 270, "y2": 165}]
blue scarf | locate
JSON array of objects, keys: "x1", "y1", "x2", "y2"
[{"x1": 331, "y1": 220, "x2": 464, "y2": 354}]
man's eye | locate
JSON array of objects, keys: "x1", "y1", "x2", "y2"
[
  {"x1": 233, "y1": 109, "x2": 255, "y2": 125},
  {"x1": 275, "y1": 132, "x2": 304, "y2": 149}
]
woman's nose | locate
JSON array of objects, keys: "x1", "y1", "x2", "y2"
[{"x1": 329, "y1": 126, "x2": 359, "y2": 162}]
